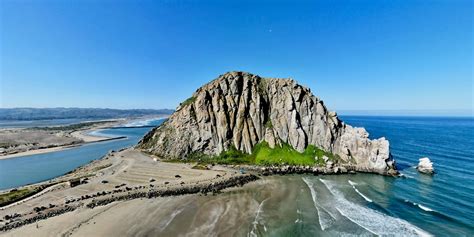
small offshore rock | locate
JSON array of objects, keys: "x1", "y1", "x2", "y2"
[{"x1": 417, "y1": 157, "x2": 434, "y2": 174}]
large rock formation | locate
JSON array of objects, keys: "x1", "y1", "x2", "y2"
[{"x1": 138, "y1": 72, "x2": 397, "y2": 175}]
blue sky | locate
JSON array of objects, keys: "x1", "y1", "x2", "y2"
[{"x1": 1, "y1": 0, "x2": 472, "y2": 114}]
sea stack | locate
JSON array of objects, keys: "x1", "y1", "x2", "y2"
[
  {"x1": 417, "y1": 157, "x2": 434, "y2": 174},
  {"x1": 138, "y1": 71, "x2": 397, "y2": 175}
]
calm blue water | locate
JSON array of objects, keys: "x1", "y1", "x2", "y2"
[{"x1": 0, "y1": 119, "x2": 164, "y2": 190}]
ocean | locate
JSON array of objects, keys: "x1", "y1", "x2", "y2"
[{"x1": 0, "y1": 116, "x2": 472, "y2": 236}]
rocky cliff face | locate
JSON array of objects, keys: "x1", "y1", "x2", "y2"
[{"x1": 138, "y1": 72, "x2": 397, "y2": 175}]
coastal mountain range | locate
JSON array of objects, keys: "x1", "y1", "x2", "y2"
[{"x1": 138, "y1": 71, "x2": 397, "y2": 175}]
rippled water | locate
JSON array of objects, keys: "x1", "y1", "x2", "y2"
[{"x1": 340, "y1": 116, "x2": 474, "y2": 236}]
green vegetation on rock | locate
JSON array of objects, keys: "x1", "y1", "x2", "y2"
[
  {"x1": 177, "y1": 141, "x2": 338, "y2": 166},
  {"x1": 252, "y1": 142, "x2": 336, "y2": 166},
  {"x1": 180, "y1": 96, "x2": 196, "y2": 107}
]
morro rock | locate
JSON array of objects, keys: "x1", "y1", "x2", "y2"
[{"x1": 138, "y1": 71, "x2": 397, "y2": 175}]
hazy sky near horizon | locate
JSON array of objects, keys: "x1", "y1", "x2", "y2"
[{"x1": 1, "y1": 0, "x2": 472, "y2": 113}]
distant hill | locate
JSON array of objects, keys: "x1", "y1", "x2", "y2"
[{"x1": 0, "y1": 108, "x2": 174, "y2": 120}]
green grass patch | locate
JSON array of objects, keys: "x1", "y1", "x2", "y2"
[
  {"x1": 180, "y1": 96, "x2": 196, "y2": 107},
  {"x1": 176, "y1": 141, "x2": 338, "y2": 167},
  {"x1": 0, "y1": 187, "x2": 42, "y2": 207},
  {"x1": 186, "y1": 146, "x2": 255, "y2": 165},
  {"x1": 264, "y1": 120, "x2": 273, "y2": 129}
]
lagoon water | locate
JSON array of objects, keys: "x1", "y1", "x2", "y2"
[
  {"x1": 0, "y1": 116, "x2": 473, "y2": 236},
  {"x1": 0, "y1": 119, "x2": 164, "y2": 190}
]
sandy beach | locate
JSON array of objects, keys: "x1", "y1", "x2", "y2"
[
  {"x1": 0, "y1": 145, "x2": 80, "y2": 160},
  {"x1": 0, "y1": 129, "x2": 119, "y2": 160},
  {"x1": 0, "y1": 149, "x2": 256, "y2": 235}
]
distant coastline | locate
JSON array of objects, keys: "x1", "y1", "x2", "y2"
[
  {"x1": 338, "y1": 109, "x2": 473, "y2": 117},
  {"x1": 0, "y1": 115, "x2": 169, "y2": 160},
  {"x1": 0, "y1": 108, "x2": 173, "y2": 121}
]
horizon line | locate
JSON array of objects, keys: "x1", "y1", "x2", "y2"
[{"x1": 0, "y1": 107, "x2": 472, "y2": 117}]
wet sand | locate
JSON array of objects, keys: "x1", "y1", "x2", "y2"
[{"x1": 0, "y1": 175, "x2": 322, "y2": 237}]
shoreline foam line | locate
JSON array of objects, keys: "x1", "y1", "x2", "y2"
[
  {"x1": 249, "y1": 197, "x2": 269, "y2": 236},
  {"x1": 302, "y1": 177, "x2": 336, "y2": 230},
  {"x1": 348, "y1": 180, "x2": 373, "y2": 202},
  {"x1": 319, "y1": 179, "x2": 432, "y2": 237}
]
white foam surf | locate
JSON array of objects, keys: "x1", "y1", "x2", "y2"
[
  {"x1": 348, "y1": 180, "x2": 358, "y2": 186},
  {"x1": 186, "y1": 204, "x2": 226, "y2": 237},
  {"x1": 320, "y1": 179, "x2": 432, "y2": 236},
  {"x1": 249, "y1": 198, "x2": 269, "y2": 237},
  {"x1": 417, "y1": 204, "x2": 434, "y2": 212},
  {"x1": 157, "y1": 207, "x2": 184, "y2": 231},
  {"x1": 405, "y1": 200, "x2": 435, "y2": 212},
  {"x1": 123, "y1": 118, "x2": 156, "y2": 127},
  {"x1": 348, "y1": 180, "x2": 373, "y2": 203},
  {"x1": 399, "y1": 172, "x2": 415, "y2": 179},
  {"x1": 302, "y1": 177, "x2": 336, "y2": 230}
]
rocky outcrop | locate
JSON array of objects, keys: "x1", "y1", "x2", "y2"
[
  {"x1": 417, "y1": 157, "x2": 434, "y2": 174},
  {"x1": 138, "y1": 71, "x2": 397, "y2": 175}
]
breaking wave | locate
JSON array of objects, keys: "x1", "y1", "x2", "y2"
[
  {"x1": 404, "y1": 200, "x2": 435, "y2": 212},
  {"x1": 302, "y1": 178, "x2": 336, "y2": 230},
  {"x1": 123, "y1": 118, "x2": 157, "y2": 127},
  {"x1": 348, "y1": 180, "x2": 372, "y2": 203},
  {"x1": 319, "y1": 179, "x2": 432, "y2": 236}
]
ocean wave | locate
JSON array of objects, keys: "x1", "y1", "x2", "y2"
[
  {"x1": 348, "y1": 180, "x2": 372, "y2": 202},
  {"x1": 404, "y1": 200, "x2": 435, "y2": 212},
  {"x1": 302, "y1": 178, "x2": 336, "y2": 230},
  {"x1": 320, "y1": 179, "x2": 432, "y2": 236},
  {"x1": 122, "y1": 119, "x2": 155, "y2": 127}
]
